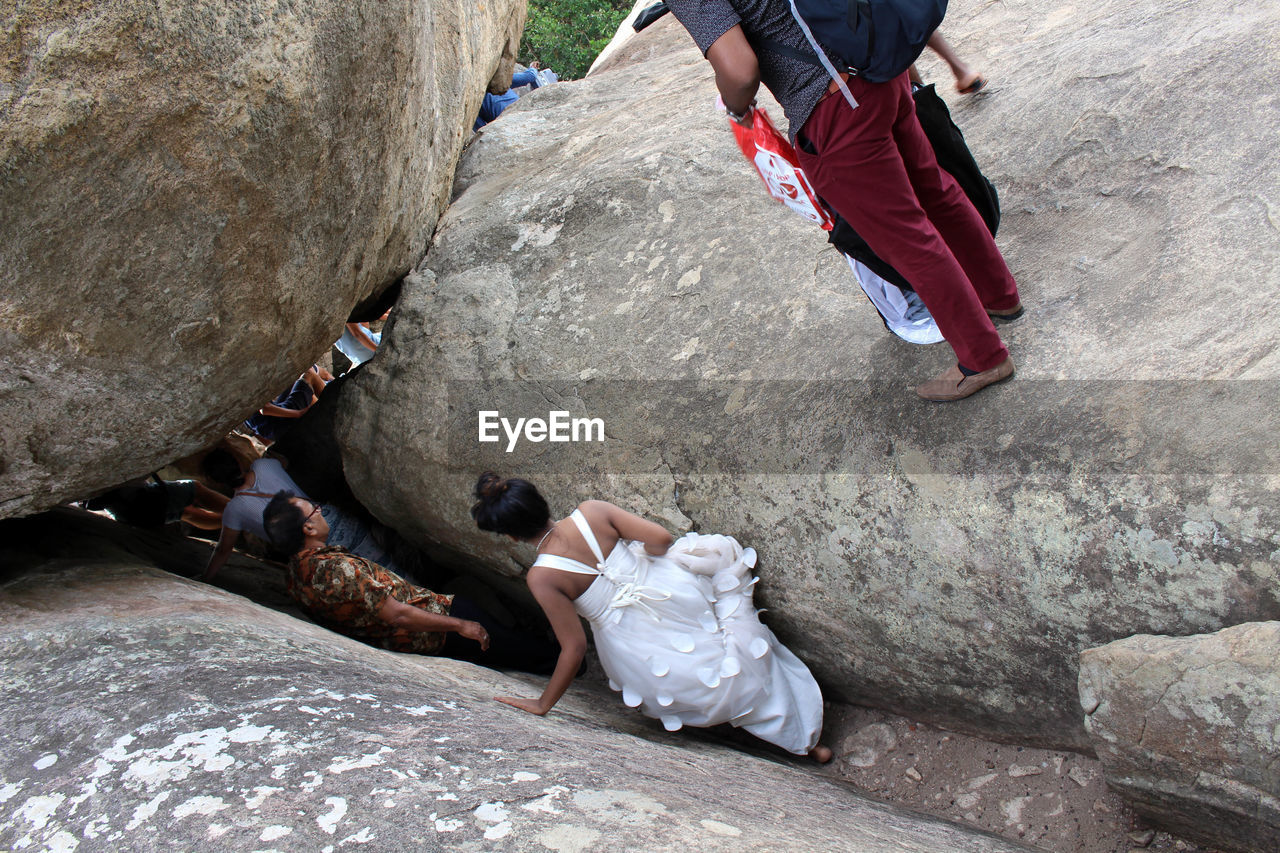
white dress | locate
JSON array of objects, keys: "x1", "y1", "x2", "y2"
[{"x1": 533, "y1": 510, "x2": 823, "y2": 754}]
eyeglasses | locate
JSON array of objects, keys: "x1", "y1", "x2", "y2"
[{"x1": 303, "y1": 502, "x2": 324, "y2": 524}]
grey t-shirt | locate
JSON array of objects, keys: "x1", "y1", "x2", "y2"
[
  {"x1": 222, "y1": 458, "x2": 304, "y2": 540},
  {"x1": 664, "y1": 0, "x2": 830, "y2": 137}
]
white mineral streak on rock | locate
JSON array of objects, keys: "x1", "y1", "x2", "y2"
[
  {"x1": 474, "y1": 801, "x2": 509, "y2": 823},
  {"x1": 437, "y1": 792, "x2": 459, "y2": 801},
  {"x1": 699, "y1": 818, "x2": 743, "y2": 836},
  {"x1": 0, "y1": 783, "x2": 21, "y2": 803},
  {"x1": 433, "y1": 816, "x2": 464, "y2": 832},
  {"x1": 301, "y1": 771, "x2": 324, "y2": 791},
  {"x1": 328, "y1": 746, "x2": 393, "y2": 774},
  {"x1": 511, "y1": 223, "x2": 563, "y2": 252},
  {"x1": 16, "y1": 793, "x2": 65, "y2": 831},
  {"x1": 244, "y1": 786, "x2": 283, "y2": 809},
  {"x1": 1067, "y1": 767, "x2": 1092, "y2": 787},
  {"x1": 82, "y1": 815, "x2": 109, "y2": 838},
  {"x1": 33, "y1": 754, "x2": 58, "y2": 770},
  {"x1": 538, "y1": 824, "x2": 602, "y2": 852},
  {"x1": 1008, "y1": 764, "x2": 1044, "y2": 778},
  {"x1": 511, "y1": 772, "x2": 540, "y2": 782},
  {"x1": 484, "y1": 821, "x2": 513, "y2": 840},
  {"x1": 260, "y1": 825, "x2": 292, "y2": 841},
  {"x1": 1001, "y1": 796, "x2": 1032, "y2": 826},
  {"x1": 339, "y1": 826, "x2": 375, "y2": 844},
  {"x1": 572, "y1": 788, "x2": 669, "y2": 817},
  {"x1": 173, "y1": 796, "x2": 230, "y2": 819},
  {"x1": 125, "y1": 790, "x2": 172, "y2": 830},
  {"x1": 101, "y1": 734, "x2": 135, "y2": 762},
  {"x1": 966, "y1": 773, "x2": 999, "y2": 790},
  {"x1": 396, "y1": 705, "x2": 442, "y2": 716},
  {"x1": 228, "y1": 725, "x2": 273, "y2": 743},
  {"x1": 317, "y1": 796, "x2": 347, "y2": 834},
  {"x1": 46, "y1": 830, "x2": 78, "y2": 852}
]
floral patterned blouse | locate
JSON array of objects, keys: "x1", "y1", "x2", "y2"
[{"x1": 287, "y1": 545, "x2": 454, "y2": 655}]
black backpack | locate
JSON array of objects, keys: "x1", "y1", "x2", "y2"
[
  {"x1": 777, "y1": 0, "x2": 947, "y2": 83},
  {"x1": 637, "y1": 0, "x2": 944, "y2": 86}
]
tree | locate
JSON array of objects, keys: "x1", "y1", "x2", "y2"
[{"x1": 519, "y1": 0, "x2": 634, "y2": 80}]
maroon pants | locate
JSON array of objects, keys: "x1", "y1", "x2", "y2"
[{"x1": 796, "y1": 73, "x2": 1019, "y2": 372}]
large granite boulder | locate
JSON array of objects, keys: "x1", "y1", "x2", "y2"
[
  {"x1": 0, "y1": 0, "x2": 524, "y2": 519},
  {"x1": 1079, "y1": 623, "x2": 1280, "y2": 853},
  {"x1": 0, "y1": 517, "x2": 1033, "y2": 852},
  {"x1": 332, "y1": 0, "x2": 1280, "y2": 751}
]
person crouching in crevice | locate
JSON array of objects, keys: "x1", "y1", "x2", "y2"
[{"x1": 263, "y1": 491, "x2": 561, "y2": 675}]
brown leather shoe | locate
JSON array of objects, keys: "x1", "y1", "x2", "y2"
[
  {"x1": 916, "y1": 358, "x2": 1015, "y2": 401},
  {"x1": 986, "y1": 302, "x2": 1024, "y2": 323}
]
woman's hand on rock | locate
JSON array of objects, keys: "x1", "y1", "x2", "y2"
[{"x1": 495, "y1": 695, "x2": 547, "y2": 715}]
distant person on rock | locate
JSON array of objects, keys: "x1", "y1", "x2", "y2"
[
  {"x1": 200, "y1": 447, "x2": 405, "y2": 582},
  {"x1": 663, "y1": 0, "x2": 1023, "y2": 400},
  {"x1": 263, "y1": 491, "x2": 561, "y2": 674},
  {"x1": 86, "y1": 476, "x2": 228, "y2": 531},
  {"x1": 473, "y1": 63, "x2": 557, "y2": 131},
  {"x1": 334, "y1": 317, "x2": 385, "y2": 372},
  {"x1": 912, "y1": 32, "x2": 986, "y2": 94},
  {"x1": 242, "y1": 365, "x2": 328, "y2": 446}
]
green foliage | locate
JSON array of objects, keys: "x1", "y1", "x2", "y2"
[{"x1": 519, "y1": 0, "x2": 635, "y2": 80}]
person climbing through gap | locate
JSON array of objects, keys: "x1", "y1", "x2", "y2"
[{"x1": 263, "y1": 491, "x2": 561, "y2": 675}]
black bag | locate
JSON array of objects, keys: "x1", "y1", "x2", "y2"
[
  {"x1": 826, "y1": 82, "x2": 999, "y2": 293},
  {"x1": 632, "y1": 1, "x2": 670, "y2": 32},
  {"x1": 784, "y1": 0, "x2": 946, "y2": 83}
]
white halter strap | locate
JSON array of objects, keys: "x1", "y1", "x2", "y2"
[
  {"x1": 531, "y1": 552, "x2": 599, "y2": 575},
  {"x1": 569, "y1": 509, "x2": 607, "y2": 565}
]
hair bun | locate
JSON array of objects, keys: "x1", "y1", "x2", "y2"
[{"x1": 475, "y1": 472, "x2": 508, "y2": 501}]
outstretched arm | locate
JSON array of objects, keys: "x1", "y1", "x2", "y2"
[
  {"x1": 378, "y1": 597, "x2": 490, "y2": 648},
  {"x1": 706, "y1": 25, "x2": 760, "y2": 125},
  {"x1": 496, "y1": 574, "x2": 586, "y2": 715}
]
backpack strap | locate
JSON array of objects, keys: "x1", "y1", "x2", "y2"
[
  {"x1": 569, "y1": 509, "x2": 607, "y2": 566},
  {"x1": 785, "y1": 0, "x2": 859, "y2": 108}
]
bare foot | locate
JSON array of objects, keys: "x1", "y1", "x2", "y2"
[
  {"x1": 809, "y1": 744, "x2": 833, "y2": 763},
  {"x1": 956, "y1": 71, "x2": 988, "y2": 95}
]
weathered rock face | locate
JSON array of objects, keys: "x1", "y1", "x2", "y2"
[
  {"x1": 333, "y1": 0, "x2": 1280, "y2": 751},
  {"x1": 0, "y1": 521, "x2": 1033, "y2": 852},
  {"x1": 0, "y1": 0, "x2": 525, "y2": 519},
  {"x1": 1079, "y1": 624, "x2": 1280, "y2": 853}
]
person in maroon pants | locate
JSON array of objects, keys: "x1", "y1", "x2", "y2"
[{"x1": 664, "y1": 0, "x2": 1023, "y2": 400}]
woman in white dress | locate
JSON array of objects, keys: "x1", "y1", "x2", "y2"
[{"x1": 471, "y1": 473, "x2": 831, "y2": 761}]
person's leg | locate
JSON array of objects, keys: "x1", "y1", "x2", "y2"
[
  {"x1": 441, "y1": 595, "x2": 561, "y2": 675},
  {"x1": 797, "y1": 77, "x2": 1008, "y2": 373},
  {"x1": 888, "y1": 89, "x2": 1021, "y2": 318},
  {"x1": 927, "y1": 32, "x2": 985, "y2": 94}
]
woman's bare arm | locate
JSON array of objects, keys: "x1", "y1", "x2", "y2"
[
  {"x1": 495, "y1": 571, "x2": 587, "y2": 715},
  {"x1": 591, "y1": 500, "x2": 673, "y2": 556}
]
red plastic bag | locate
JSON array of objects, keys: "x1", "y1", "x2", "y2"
[{"x1": 726, "y1": 103, "x2": 833, "y2": 231}]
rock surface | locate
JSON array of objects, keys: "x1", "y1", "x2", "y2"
[
  {"x1": 1079, "y1": 623, "x2": 1280, "y2": 852},
  {"x1": 0, "y1": 519, "x2": 1034, "y2": 852},
  {"x1": 333, "y1": 0, "x2": 1280, "y2": 750},
  {"x1": 0, "y1": 0, "x2": 524, "y2": 519}
]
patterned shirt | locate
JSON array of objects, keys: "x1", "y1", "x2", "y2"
[
  {"x1": 664, "y1": 0, "x2": 830, "y2": 138},
  {"x1": 287, "y1": 545, "x2": 454, "y2": 655}
]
